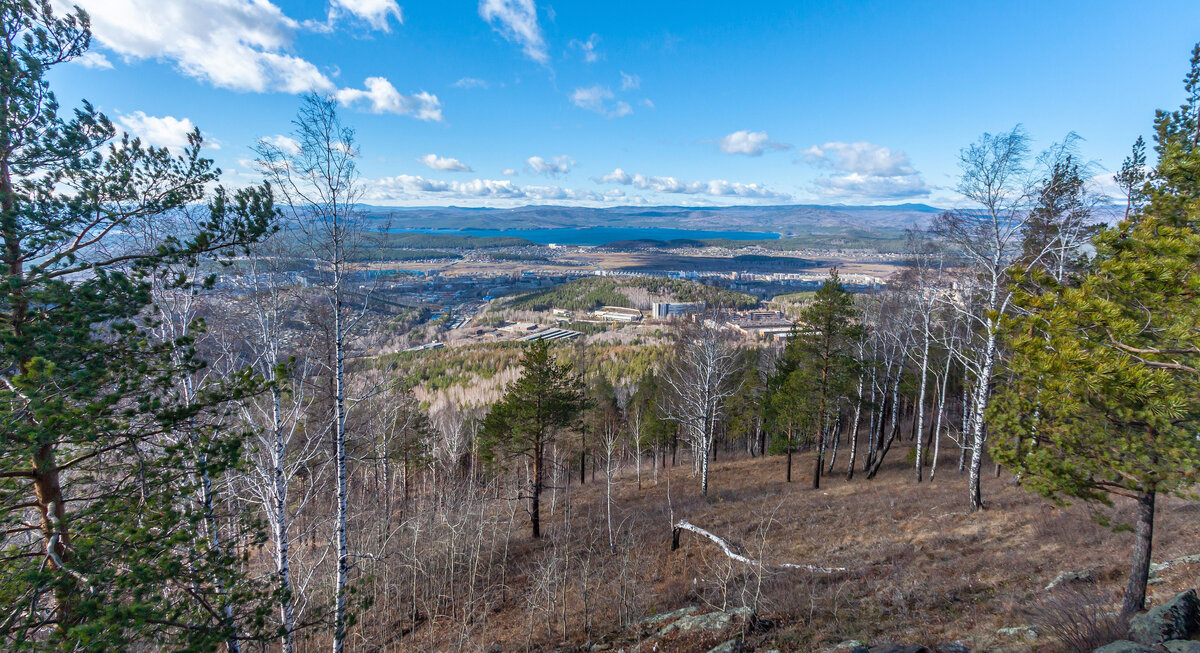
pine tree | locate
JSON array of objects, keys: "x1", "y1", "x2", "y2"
[
  {"x1": 480, "y1": 340, "x2": 585, "y2": 538},
  {"x1": 0, "y1": 2, "x2": 277, "y2": 648},
  {"x1": 773, "y1": 270, "x2": 864, "y2": 489},
  {"x1": 992, "y1": 42, "x2": 1200, "y2": 619}
]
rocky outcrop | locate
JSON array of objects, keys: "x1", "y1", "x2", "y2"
[
  {"x1": 1163, "y1": 641, "x2": 1200, "y2": 653},
  {"x1": 1127, "y1": 589, "x2": 1200, "y2": 645},
  {"x1": 629, "y1": 605, "x2": 757, "y2": 652}
]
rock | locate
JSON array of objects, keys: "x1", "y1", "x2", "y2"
[
  {"x1": 1150, "y1": 553, "x2": 1200, "y2": 575},
  {"x1": 1128, "y1": 589, "x2": 1200, "y2": 645},
  {"x1": 1045, "y1": 569, "x2": 1095, "y2": 591},
  {"x1": 656, "y1": 606, "x2": 755, "y2": 638},
  {"x1": 640, "y1": 605, "x2": 699, "y2": 626},
  {"x1": 996, "y1": 625, "x2": 1037, "y2": 640},
  {"x1": 1092, "y1": 641, "x2": 1159, "y2": 653},
  {"x1": 872, "y1": 646, "x2": 931, "y2": 653},
  {"x1": 936, "y1": 642, "x2": 970, "y2": 653},
  {"x1": 707, "y1": 639, "x2": 745, "y2": 653},
  {"x1": 1164, "y1": 641, "x2": 1200, "y2": 653},
  {"x1": 828, "y1": 640, "x2": 869, "y2": 653}
]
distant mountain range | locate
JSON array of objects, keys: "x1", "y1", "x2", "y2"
[{"x1": 361, "y1": 204, "x2": 945, "y2": 236}]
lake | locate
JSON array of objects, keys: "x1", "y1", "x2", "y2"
[{"x1": 387, "y1": 226, "x2": 781, "y2": 246}]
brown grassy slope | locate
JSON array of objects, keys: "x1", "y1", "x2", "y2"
[{"x1": 417, "y1": 447, "x2": 1200, "y2": 652}]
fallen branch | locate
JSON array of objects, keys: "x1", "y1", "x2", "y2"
[{"x1": 671, "y1": 519, "x2": 847, "y2": 574}]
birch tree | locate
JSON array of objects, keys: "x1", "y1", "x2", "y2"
[
  {"x1": 255, "y1": 94, "x2": 370, "y2": 653},
  {"x1": 931, "y1": 126, "x2": 1033, "y2": 510},
  {"x1": 659, "y1": 322, "x2": 740, "y2": 497}
]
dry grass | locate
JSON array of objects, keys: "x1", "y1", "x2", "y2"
[{"x1": 382, "y1": 447, "x2": 1200, "y2": 652}]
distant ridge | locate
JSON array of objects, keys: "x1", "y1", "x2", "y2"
[{"x1": 361, "y1": 203, "x2": 945, "y2": 235}]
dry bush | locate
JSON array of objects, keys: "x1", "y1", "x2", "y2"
[{"x1": 1032, "y1": 584, "x2": 1125, "y2": 653}]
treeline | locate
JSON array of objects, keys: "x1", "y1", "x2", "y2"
[{"x1": 505, "y1": 276, "x2": 758, "y2": 311}]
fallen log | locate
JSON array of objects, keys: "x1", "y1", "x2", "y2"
[{"x1": 671, "y1": 519, "x2": 847, "y2": 574}]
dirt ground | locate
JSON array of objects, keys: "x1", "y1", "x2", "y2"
[{"x1": 454, "y1": 447, "x2": 1200, "y2": 652}]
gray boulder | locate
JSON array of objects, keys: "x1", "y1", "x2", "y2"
[
  {"x1": 1128, "y1": 589, "x2": 1200, "y2": 645},
  {"x1": 1093, "y1": 641, "x2": 1158, "y2": 653},
  {"x1": 936, "y1": 643, "x2": 970, "y2": 653},
  {"x1": 871, "y1": 645, "x2": 931, "y2": 653},
  {"x1": 640, "y1": 605, "x2": 699, "y2": 626},
  {"x1": 828, "y1": 641, "x2": 869, "y2": 653},
  {"x1": 656, "y1": 606, "x2": 754, "y2": 638},
  {"x1": 706, "y1": 639, "x2": 745, "y2": 653},
  {"x1": 1164, "y1": 641, "x2": 1200, "y2": 653}
]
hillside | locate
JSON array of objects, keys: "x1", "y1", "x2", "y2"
[
  {"x1": 503, "y1": 276, "x2": 759, "y2": 312},
  {"x1": 388, "y1": 450, "x2": 1200, "y2": 652}
]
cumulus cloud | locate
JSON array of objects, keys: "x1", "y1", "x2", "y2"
[
  {"x1": 719, "y1": 130, "x2": 789, "y2": 156},
  {"x1": 364, "y1": 174, "x2": 623, "y2": 203},
  {"x1": 802, "y1": 141, "x2": 930, "y2": 200},
  {"x1": 596, "y1": 167, "x2": 788, "y2": 200},
  {"x1": 329, "y1": 0, "x2": 402, "y2": 31},
  {"x1": 336, "y1": 78, "x2": 443, "y2": 121},
  {"x1": 63, "y1": 0, "x2": 335, "y2": 94},
  {"x1": 526, "y1": 155, "x2": 576, "y2": 177},
  {"x1": 61, "y1": 1, "x2": 439, "y2": 122},
  {"x1": 570, "y1": 34, "x2": 601, "y2": 63},
  {"x1": 620, "y1": 71, "x2": 640, "y2": 90},
  {"x1": 478, "y1": 0, "x2": 547, "y2": 63},
  {"x1": 501, "y1": 168, "x2": 517, "y2": 175},
  {"x1": 259, "y1": 134, "x2": 302, "y2": 156},
  {"x1": 418, "y1": 153, "x2": 472, "y2": 172},
  {"x1": 118, "y1": 111, "x2": 204, "y2": 152},
  {"x1": 570, "y1": 85, "x2": 632, "y2": 118},
  {"x1": 75, "y1": 51, "x2": 113, "y2": 69}
]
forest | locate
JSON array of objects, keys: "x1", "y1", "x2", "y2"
[{"x1": 2, "y1": 3, "x2": 1200, "y2": 652}]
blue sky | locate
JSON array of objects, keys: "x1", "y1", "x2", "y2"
[{"x1": 49, "y1": 0, "x2": 1200, "y2": 207}]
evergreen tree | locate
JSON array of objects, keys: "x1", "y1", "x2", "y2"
[
  {"x1": 774, "y1": 269, "x2": 863, "y2": 489},
  {"x1": 992, "y1": 43, "x2": 1200, "y2": 619},
  {"x1": 0, "y1": 2, "x2": 277, "y2": 648},
  {"x1": 479, "y1": 340, "x2": 585, "y2": 538}
]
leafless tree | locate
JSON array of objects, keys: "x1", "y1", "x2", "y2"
[
  {"x1": 659, "y1": 321, "x2": 741, "y2": 497},
  {"x1": 256, "y1": 93, "x2": 375, "y2": 653}
]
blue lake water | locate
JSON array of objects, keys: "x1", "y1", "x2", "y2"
[{"x1": 389, "y1": 227, "x2": 781, "y2": 246}]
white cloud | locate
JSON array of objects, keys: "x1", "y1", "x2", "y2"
[
  {"x1": 596, "y1": 167, "x2": 788, "y2": 200},
  {"x1": 501, "y1": 168, "x2": 517, "y2": 175},
  {"x1": 802, "y1": 141, "x2": 930, "y2": 200},
  {"x1": 75, "y1": 51, "x2": 113, "y2": 69},
  {"x1": 364, "y1": 174, "x2": 620, "y2": 203},
  {"x1": 570, "y1": 34, "x2": 601, "y2": 63},
  {"x1": 640, "y1": 98, "x2": 655, "y2": 109},
  {"x1": 453, "y1": 77, "x2": 489, "y2": 89},
  {"x1": 478, "y1": 0, "x2": 547, "y2": 63},
  {"x1": 64, "y1": 0, "x2": 335, "y2": 94},
  {"x1": 336, "y1": 78, "x2": 443, "y2": 121},
  {"x1": 719, "y1": 130, "x2": 789, "y2": 156},
  {"x1": 417, "y1": 153, "x2": 472, "y2": 172},
  {"x1": 803, "y1": 141, "x2": 916, "y2": 176},
  {"x1": 118, "y1": 111, "x2": 203, "y2": 152},
  {"x1": 620, "y1": 71, "x2": 639, "y2": 90},
  {"x1": 329, "y1": 0, "x2": 402, "y2": 31},
  {"x1": 259, "y1": 134, "x2": 302, "y2": 156},
  {"x1": 526, "y1": 155, "x2": 576, "y2": 177},
  {"x1": 570, "y1": 85, "x2": 632, "y2": 118}
]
